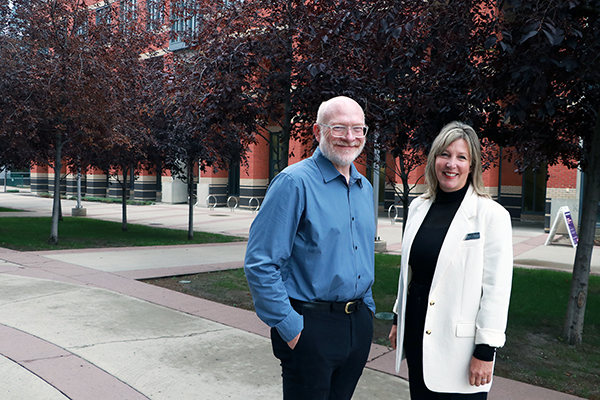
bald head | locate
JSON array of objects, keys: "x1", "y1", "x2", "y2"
[{"x1": 316, "y1": 96, "x2": 364, "y2": 126}]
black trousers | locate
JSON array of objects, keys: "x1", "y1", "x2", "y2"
[
  {"x1": 405, "y1": 281, "x2": 487, "y2": 400},
  {"x1": 270, "y1": 302, "x2": 373, "y2": 400}
]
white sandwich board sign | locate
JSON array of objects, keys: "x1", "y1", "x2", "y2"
[{"x1": 545, "y1": 206, "x2": 578, "y2": 248}]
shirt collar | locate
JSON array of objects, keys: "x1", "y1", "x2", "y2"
[{"x1": 312, "y1": 146, "x2": 363, "y2": 188}]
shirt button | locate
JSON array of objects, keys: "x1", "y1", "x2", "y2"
[
  {"x1": 429, "y1": 301, "x2": 435, "y2": 306},
  {"x1": 426, "y1": 330, "x2": 432, "y2": 335},
  {"x1": 355, "y1": 246, "x2": 358, "y2": 250}
]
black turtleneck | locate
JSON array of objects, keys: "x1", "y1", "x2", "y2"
[
  {"x1": 409, "y1": 183, "x2": 469, "y2": 286},
  {"x1": 405, "y1": 182, "x2": 496, "y2": 361}
]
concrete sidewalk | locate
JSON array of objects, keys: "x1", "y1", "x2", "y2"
[{"x1": 0, "y1": 191, "x2": 592, "y2": 399}]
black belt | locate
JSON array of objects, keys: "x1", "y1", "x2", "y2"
[{"x1": 290, "y1": 298, "x2": 363, "y2": 314}]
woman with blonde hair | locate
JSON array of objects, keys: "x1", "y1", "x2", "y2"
[{"x1": 389, "y1": 121, "x2": 513, "y2": 399}]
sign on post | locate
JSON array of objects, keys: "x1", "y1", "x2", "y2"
[{"x1": 544, "y1": 206, "x2": 579, "y2": 248}]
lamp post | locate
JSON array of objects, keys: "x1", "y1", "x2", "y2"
[
  {"x1": 71, "y1": 166, "x2": 87, "y2": 216},
  {"x1": 373, "y1": 131, "x2": 386, "y2": 252}
]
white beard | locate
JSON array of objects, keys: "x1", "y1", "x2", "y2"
[{"x1": 320, "y1": 137, "x2": 365, "y2": 167}]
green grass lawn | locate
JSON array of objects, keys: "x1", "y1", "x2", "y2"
[
  {"x1": 0, "y1": 216, "x2": 242, "y2": 251},
  {"x1": 496, "y1": 268, "x2": 600, "y2": 399},
  {"x1": 372, "y1": 253, "x2": 402, "y2": 312}
]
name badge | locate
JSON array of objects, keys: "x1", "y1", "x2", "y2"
[{"x1": 464, "y1": 232, "x2": 480, "y2": 240}]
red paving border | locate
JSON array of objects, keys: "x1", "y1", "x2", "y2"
[{"x1": 0, "y1": 324, "x2": 149, "y2": 400}]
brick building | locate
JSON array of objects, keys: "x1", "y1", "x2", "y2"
[{"x1": 26, "y1": 0, "x2": 584, "y2": 233}]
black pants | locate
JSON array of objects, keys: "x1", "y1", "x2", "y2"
[
  {"x1": 270, "y1": 302, "x2": 373, "y2": 400},
  {"x1": 405, "y1": 281, "x2": 487, "y2": 400}
]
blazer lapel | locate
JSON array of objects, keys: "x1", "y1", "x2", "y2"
[{"x1": 430, "y1": 186, "x2": 478, "y2": 292}]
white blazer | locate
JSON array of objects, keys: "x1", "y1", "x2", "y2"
[{"x1": 393, "y1": 185, "x2": 513, "y2": 393}]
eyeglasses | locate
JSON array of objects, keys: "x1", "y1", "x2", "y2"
[{"x1": 319, "y1": 124, "x2": 369, "y2": 138}]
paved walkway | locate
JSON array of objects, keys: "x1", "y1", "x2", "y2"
[{"x1": 0, "y1": 190, "x2": 595, "y2": 399}]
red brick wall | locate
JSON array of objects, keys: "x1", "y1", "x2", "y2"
[
  {"x1": 482, "y1": 164, "x2": 499, "y2": 188},
  {"x1": 31, "y1": 164, "x2": 48, "y2": 174},
  {"x1": 288, "y1": 137, "x2": 306, "y2": 165},
  {"x1": 204, "y1": 167, "x2": 229, "y2": 179},
  {"x1": 242, "y1": 133, "x2": 271, "y2": 180},
  {"x1": 384, "y1": 153, "x2": 397, "y2": 183},
  {"x1": 547, "y1": 164, "x2": 577, "y2": 189},
  {"x1": 500, "y1": 154, "x2": 522, "y2": 186}
]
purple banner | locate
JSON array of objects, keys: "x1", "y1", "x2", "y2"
[{"x1": 564, "y1": 210, "x2": 579, "y2": 246}]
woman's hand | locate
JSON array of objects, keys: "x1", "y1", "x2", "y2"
[
  {"x1": 469, "y1": 356, "x2": 494, "y2": 386},
  {"x1": 388, "y1": 324, "x2": 398, "y2": 349}
]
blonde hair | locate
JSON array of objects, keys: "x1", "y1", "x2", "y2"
[{"x1": 424, "y1": 121, "x2": 489, "y2": 201}]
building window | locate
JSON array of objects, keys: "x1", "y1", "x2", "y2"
[
  {"x1": 146, "y1": 0, "x2": 164, "y2": 31},
  {"x1": 96, "y1": 5, "x2": 112, "y2": 25},
  {"x1": 170, "y1": 0, "x2": 200, "y2": 51},
  {"x1": 223, "y1": 0, "x2": 243, "y2": 8},
  {"x1": 120, "y1": 0, "x2": 137, "y2": 29},
  {"x1": 522, "y1": 164, "x2": 547, "y2": 213},
  {"x1": 228, "y1": 160, "x2": 240, "y2": 197}
]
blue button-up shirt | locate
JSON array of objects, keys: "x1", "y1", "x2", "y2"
[{"x1": 244, "y1": 146, "x2": 376, "y2": 342}]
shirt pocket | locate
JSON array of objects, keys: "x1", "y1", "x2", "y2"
[{"x1": 456, "y1": 322, "x2": 476, "y2": 338}]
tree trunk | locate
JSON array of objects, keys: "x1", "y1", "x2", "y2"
[
  {"x1": 187, "y1": 158, "x2": 194, "y2": 240},
  {"x1": 562, "y1": 117, "x2": 600, "y2": 345},
  {"x1": 49, "y1": 134, "x2": 62, "y2": 245},
  {"x1": 398, "y1": 153, "x2": 411, "y2": 236},
  {"x1": 121, "y1": 165, "x2": 128, "y2": 232}
]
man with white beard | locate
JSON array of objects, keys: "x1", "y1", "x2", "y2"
[{"x1": 245, "y1": 96, "x2": 375, "y2": 400}]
